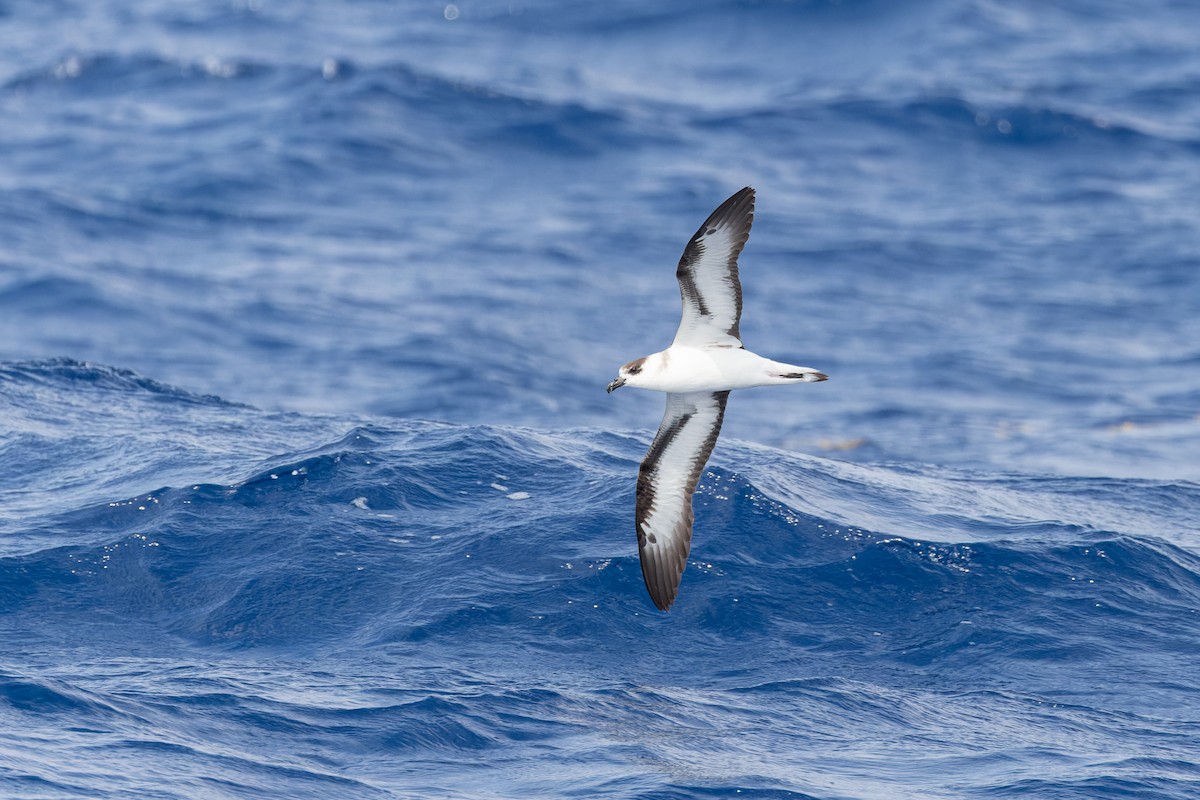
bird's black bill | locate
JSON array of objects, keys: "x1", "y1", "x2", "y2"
[{"x1": 607, "y1": 377, "x2": 626, "y2": 393}]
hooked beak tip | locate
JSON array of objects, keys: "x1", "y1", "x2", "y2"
[{"x1": 606, "y1": 378, "x2": 625, "y2": 394}]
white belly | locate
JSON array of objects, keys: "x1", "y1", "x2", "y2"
[{"x1": 642, "y1": 346, "x2": 801, "y2": 393}]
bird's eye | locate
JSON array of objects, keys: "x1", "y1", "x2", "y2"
[{"x1": 627, "y1": 365, "x2": 641, "y2": 375}]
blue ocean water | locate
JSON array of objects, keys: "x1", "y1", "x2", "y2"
[{"x1": 2, "y1": 1, "x2": 1199, "y2": 797}]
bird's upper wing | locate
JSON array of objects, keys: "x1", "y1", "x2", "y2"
[
  {"x1": 671, "y1": 187, "x2": 754, "y2": 348},
  {"x1": 635, "y1": 390, "x2": 730, "y2": 611}
]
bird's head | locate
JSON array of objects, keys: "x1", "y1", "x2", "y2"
[{"x1": 606, "y1": 356, "x2": 650, "y2": 393}]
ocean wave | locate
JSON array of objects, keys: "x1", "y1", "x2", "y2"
[
  {"x1": 722, "y1": 91, "x2": 1193, "y2": 152},
  {"x1": 0, "y1": 357, "x2": 238, "y2": 405},
  {"x1": 2, "y1": 361, "x2": 1196, "y2": 711}
]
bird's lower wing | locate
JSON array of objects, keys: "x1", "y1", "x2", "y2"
[{"x1": 635, "y1": 391, "x2": 730, "y2": 611}]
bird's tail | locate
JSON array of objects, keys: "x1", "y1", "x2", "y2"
[{"x1": 768, "y1": 362, "x2": 828, "y2": 383}]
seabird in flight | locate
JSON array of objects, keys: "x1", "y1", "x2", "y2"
[{"x1": 607, "y1": 187, "x2": 828, "y2": 611}]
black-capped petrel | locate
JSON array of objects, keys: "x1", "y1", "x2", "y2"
[{"x1": 606, "y1": 187, "x2": 828, "y2": 611}]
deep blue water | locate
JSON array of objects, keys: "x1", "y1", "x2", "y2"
[{"x1": 2, "y1": 1, "x2": 1200, "y2": 798}]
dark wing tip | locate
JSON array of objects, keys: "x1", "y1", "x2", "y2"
[
  {"x1": 643, "y1": 568, "x2": 681, "y2": 614},
  {"x1": 651, "y1": 589, "x2": 675, "y2": 612},
  {"x1": 701, "y1": 187, "x2": 755, "y2": 238},
  {"x1": 641, "y1": 541, "x2": 682, "y2": 611},
  {"x1": 636, "y1": 512, "x2": 688, "y2": 612}
]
